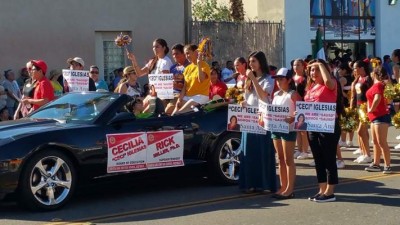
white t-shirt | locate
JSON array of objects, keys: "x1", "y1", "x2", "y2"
[
  {"x1": 221, "y1": 68, "x2": 235, "y2": 85},
  {"x1": 148, "y1": 56, "x2": 173, "y2": 74},
  {"x1": 272, "y1": 90, "x2": 295, "y2": 131}
]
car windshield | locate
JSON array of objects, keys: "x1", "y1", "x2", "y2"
[{"x1": 29, "y1": 92, "x2": 118, "y2": 123}]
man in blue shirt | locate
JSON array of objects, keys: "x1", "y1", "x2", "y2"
[{"x1": 166, "y1": 44, "x2": 190, "y2": 114}]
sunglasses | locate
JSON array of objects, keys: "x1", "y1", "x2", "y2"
[{"x1": 90, "y1": 71, "x2": 99, "y2": 74}]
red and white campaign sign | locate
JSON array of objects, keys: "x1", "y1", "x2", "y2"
[
  {"x1": 106, "y1": 132, "x2": 147, "y2": 173},
  {"x1": 146, "y1": 130, "x2": 184, "y2": 169}
]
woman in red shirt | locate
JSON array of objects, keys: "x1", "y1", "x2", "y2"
[
  {"x1": 209, "y1": 68, "x2": 227, "y2": 100},
  {"x1": 21, "y1": 60, "x2": 54, "y2": 111},
  {"x1": 304, "y1": 59, "x2": 340, "y2": 203},
  {"x1": 364, "y1": 67, "x2": 392, "y2": 174}
]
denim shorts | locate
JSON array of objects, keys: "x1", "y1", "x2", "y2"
[
  {"x1": 271, "y1": 131, "x2": 297, "y2": 142},
  {"x1": 371, "y1": 114, "x2": 391, "y2": 125}
]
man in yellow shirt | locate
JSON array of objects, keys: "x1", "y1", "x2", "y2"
[{"x1": 173, "y1": 44, "x2": 210, "y2": 115}]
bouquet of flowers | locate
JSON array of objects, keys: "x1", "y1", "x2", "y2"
[
  {"x1": 358, "y1": 103, "x2": 370, "y2": 124},
  {"x1": 340, "y1": 107, "x2": 359, "y2": 132},
  {"x1": 225, "y1": 87, "x2": 244, "y2": 104},
  {"x1": 115, "y1": 33, "x2": 132, "y2": 48}
]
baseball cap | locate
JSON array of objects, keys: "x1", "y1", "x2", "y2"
[
  {"x1": 31, "y1": 60, "x2": 48, "y2": 75},
  {"x1": 67, "y1": 57, "x2": 85, "y2": 67},
  {"x1": 272, "y1": 67, "x2": 291, "y2": 78}
]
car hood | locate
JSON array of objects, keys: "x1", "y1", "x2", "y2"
[{"x1": 0, "y1": 118, "x2": 80, "y2": 140}]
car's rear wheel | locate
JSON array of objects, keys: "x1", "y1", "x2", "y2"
[
  {"x1": 208, "y1": 132, "x2": 241, "y2": 185},
  {"x1": 18, "y1": 150, "x2": 77, "y2": 211}
]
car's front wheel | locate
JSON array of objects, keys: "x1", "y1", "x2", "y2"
[
  {"x1": 208, "y1": 132, "x2": 241, "y2": 185},
  {"x1": 18, "y1": 150, "x2": 77, "y2": 211}
]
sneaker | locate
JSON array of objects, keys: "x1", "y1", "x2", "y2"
[
  {"x1": 365, "y1": 164, "x2": 381, "y2": 172},
  {"x1": 383, "y1": 166, "x2": 393, "y2": 174},
  {"x1": 293, "y1": 150, "x2": 301, "y2": 158},
  {"x1": 396, "y1": 135, "x2": 400, "y2": 140},
  {"x1": 353, "y1": 155, "x2": 364, "y2": 163},
  {"x1": 314, "y1": 194, "x2": 336, "y2": 202},
  {"x1": 297, "y1": 152, "x2": 309, "y2": 160},
  {"x1": 395, "y1": 143, "x2": 400, "y2": 149},
  {"x1": 307, "y1": 152, "x2": 313, "y2": 158},
  {"x1": 336, "y1": 160, "x2": 345, "y2": 169},
  {"x1": 308, "y1": 193, "x2": 321, "y2": 201},
  {"x1": 346, "y1": 141, "x2": 353, "y2": 147},
  {"x1": 338, "y1": 140, "x2": 347, "y2": 147},
  {"x1": 358, "y1": 155, "x2": 372, "y2": 164},
  {"x1": 309, "y1": 161, "x2": 315, "y2": 166},
  {"x1": 352, "y1": 149, "x2": 362, "y2": 155}
]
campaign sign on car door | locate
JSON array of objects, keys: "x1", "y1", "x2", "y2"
[
  {"x1": 146, "y1": 130, "x2": 184, "y2": 169},
  {"x1": 107, "y1": 132, "x2": 147, "y2": 173}
]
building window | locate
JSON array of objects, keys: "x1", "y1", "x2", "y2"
[
  {"x1": 103, "y1": 41, "x2": 125, "y2": 85},
  {"x1": 310, "y1": 0, "x2": 375, "y2": 60}
]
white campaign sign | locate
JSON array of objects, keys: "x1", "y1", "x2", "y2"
[
  {"x1": 148, "y1": 73, "x2": 174, "y2": 99},
  {"x1": 62, "y1": 69, "x2": 90, "y2": 92},
  {"x1": 227, "y1": 104, "x2": 266, "y2": 135},
  {"x1": 259, "y1": 101, "x2": 290, "y2": 133},
  {"x1": 295, "y1": 101, "x2": 336, "y2": 133}
]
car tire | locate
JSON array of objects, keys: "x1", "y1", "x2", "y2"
[
  {"x1": 208, "y1": 132, "x2": 241, "y2": 185},
  {"x1": 18, "y1": 150, "x2": 77, "y2": 211}
]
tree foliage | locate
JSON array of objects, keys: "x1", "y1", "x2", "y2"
[
  {"x1": 229, "y1": 0, "x2": 244, "y2": 21},
  {"x1": 192, "y1": 0, "x2": 231, "y2": 21}
]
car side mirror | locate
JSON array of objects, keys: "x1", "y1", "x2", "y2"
[{"x1": 108, "y1": 112, "x2": 136, "y2": 125}]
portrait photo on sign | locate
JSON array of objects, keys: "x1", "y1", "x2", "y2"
[
  {"x1": 227, "y1": 115, "x2": 241, "y2": 131},
  {"x1": 294, "y1": 113, "x2": 308, "y2": 131}
]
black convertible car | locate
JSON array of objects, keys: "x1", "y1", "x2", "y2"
[{"x1": 0, "y1": 92, "x2": 241, "y2": 210}]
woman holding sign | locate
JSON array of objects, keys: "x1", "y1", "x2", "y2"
[
  {"x1": 239, "y1": 51, "x2": 276, "y2": 193},
  {"x1": 270, "y1": 68, "x2": 301, "y2": 199},
  {"x1": 304, "y1": 59, "x2": 340, "y2": 202}
]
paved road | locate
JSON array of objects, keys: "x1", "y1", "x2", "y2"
[{"x1": 1, "y1": 127, "x2": 399, "y2": 225}]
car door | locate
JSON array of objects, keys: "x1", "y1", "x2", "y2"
[{"x1": 99, "y1": 112, "x2": 197, "y2": 173}]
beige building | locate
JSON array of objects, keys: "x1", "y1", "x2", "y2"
[{"x1": 0, "y1": 0, "x2": 190, "y2": 84}]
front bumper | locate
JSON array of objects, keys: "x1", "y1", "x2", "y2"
[{"x1": 0, "y1": 171, "x2": 19, "y2": 201}]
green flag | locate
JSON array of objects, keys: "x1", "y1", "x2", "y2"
[{"x1": 313, "y1": 26, "x2": 326, "y2": 60}]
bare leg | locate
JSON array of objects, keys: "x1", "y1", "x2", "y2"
[
  {"x1": 273, "y1": 139, "x2": 286, "y2": 194},
  {"x1": 281, "y1": 140, "x2": 296, "y2": 196}
]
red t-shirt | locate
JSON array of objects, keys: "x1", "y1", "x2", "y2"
[
  {"x1": 209, "y1": 80, "x2": 227, "y2": 100},
  {"x1": 33, "y1": 76, "x2": 55, "y2": 110},
  {"x1": 366, "y1": 82, "x2": 388, "y2": 121},
  {"x1": 304, "y1": 82, "x2": 337, "y2": 103}
]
